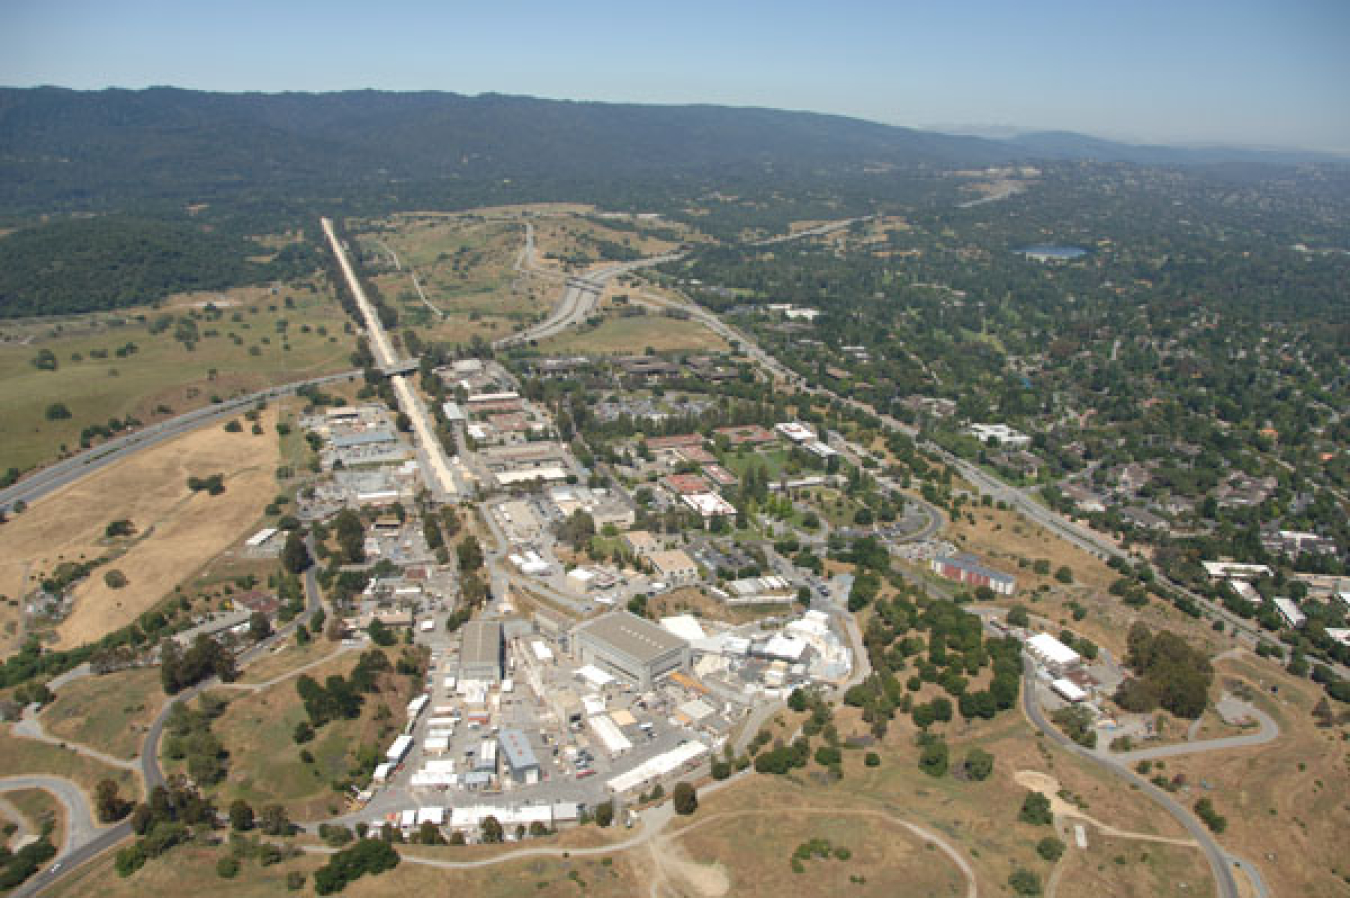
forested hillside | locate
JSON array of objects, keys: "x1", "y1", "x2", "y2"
[
  {"x1": 0, "y1": 217, "x2": 315, "y2": 317},
  {"x1": 0, "y1": 87, "x2": 1015, "y2": 218}
]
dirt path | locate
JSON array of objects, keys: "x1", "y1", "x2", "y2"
[
  {"x1": 216, "y1": 644, "x2": 358, "y2": 693},
  {"x1": 12, "y1": 704, "x2": 140, "y2": 772},
  {"x1": 304, "y1": 802, "x2": 977, "y2": 898},
  {"x1": 1014, "y1": 770, "x2": 1198, "y2": 848},
  {"x1": 648, "y1": 804, "x2": 977, "y2": 896}
]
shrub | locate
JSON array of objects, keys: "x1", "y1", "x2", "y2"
[
  {"x1": 1009, "y1": 866, "x2": 1042, "y2": 896},
  {"x1": 918, "y1": 739, "x2": 948, "y2": 778},
  {"x1": 673, "y1": 782, "x2": 698, "y2": 816},
  {"x1": 216, "y1": 856, "x2": 240, "y2": 878},
  {"x1": 1194, "y1": 798, "x2": 1227, "y2": 834},
  {"x1": 1036, "y1": 835, "x2": 1066, "y2": 861},
  {"x1": 864, "y1": 752, "x2": 881, "y2": 767},
  {"x1": 1018, "y1": 792, "x2": 1053, "y2": 826},
  {"x1": 312, "y1": 838, "x2": 400, "y2": 894},
  {"x1": 961, "y1": 747, "x2": 994, "y2": 781}
]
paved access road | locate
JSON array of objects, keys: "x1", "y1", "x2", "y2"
[
  {"x1": 1111, "y1": 699, "x2": 1278, "y2": 763},
  {"x1": 0, "y1": 774, "x2": 132, "y2": 898},
  {"x1": 1021, "y1": 664, "x2": 1266, "y2": 898},
  {"x1": 0, "y1": 370, "x2": 359, "y2": 515}
]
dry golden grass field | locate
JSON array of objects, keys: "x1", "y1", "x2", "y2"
[
  {"x1": 533, "y1": 312, "x2": 728, "y2": 356},
  {"x1": 0, "y1": 406, "x2": 281, "y2": 654},
  {"x1": 1136, "y1": 652, "x2": 1350, "y2": 897},
  {"x1": 0, "y1": 725, "x2": 140, "y2": 800},
  {"x1": 40, "y1": 667, "x2": 166, "y2": 760},
  {"x1": 201, "y1": 648, "x2": 416, "y2": 821},
  {"x1": 0, "y1": 787, "x2": 66, "y2": 851},
  {"x1": 936, "y1": 502, "x2": 1227, "y2": 658}
]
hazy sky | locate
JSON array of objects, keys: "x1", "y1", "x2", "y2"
[{"x1": 4, "y1": 0, "x2": 1348, "y2": 152}]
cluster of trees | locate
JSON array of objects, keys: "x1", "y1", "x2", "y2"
[
  {"x1": 78, "y1": 415, "x2": 142, "y2": 450},
  {"x1": 1193, "y1": 797, "x2": 1227, "y2": 834},
  {"x1": 117, "y1": 777, "x2": 216, "y2": 876},
  {"x1": 160, "y1": 634, "x2": 236, "y2": 693},
  {"x1": 1052, "y1": 705, "x2": 1097, "y2": 748},
  {"x1": 0, "y1": 837, "x2": 57, "y2": 889},
  {"x1": 295, "y1": 649, "x2": 390, "y2": 729},
  {"x1": 330, "y1": 509, "x2": 365, "y2": 564},
  {"x1": 844, "y1": 595, "x2": 1021, "y2": 739},
  {"x1": 186, "y1": 473, "x2": 225, "y2": 496},
  {"x1": 95, "y1": 778, "x2": 133, "y2": 823},
  {"x1": 1113, "y1": 623, "x2": 1212, "y2": 719},
  {"x1": 313, "y1": 838, "x2": 400, "y2": 895},
  {"x1": 0, "y1": 215, "x2": 316, "y2": 318},
  {"x1": 162, "y1": 695, "x2": 230, "y2": 785},
  {"x1": 281, "y1": 531, "x2": 312, "y2": 574}
]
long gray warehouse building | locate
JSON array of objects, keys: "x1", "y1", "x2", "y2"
[
  {"x1": 572, "y1": 611, "x2": 689, "y2": 690},
  {"x1": 459, "y1": 619, "x2": 504, "y2": 683}
]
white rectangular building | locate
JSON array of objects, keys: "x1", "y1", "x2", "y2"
[
  {"x1": 1273, "y1": 597, "x2": 1306, "y2": 629},
  {"x1": 1025, "y1": 633, "x2": 1081, "y2": 675}
]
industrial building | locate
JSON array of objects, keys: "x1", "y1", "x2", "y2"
[
  {"x1": 931, "y1": 554, "x2": 1017, "y2": 595},
  {"x1": 459, "y1": 619, "x2": 504, "y2": 683},
  {"x1": 572, "y1": 611, "x2": 690, "y2": 690},
  {"x1": 1025, "y1": 633, "x2": 1081, "y2": 675},
  {"x1": 498, "y1": 728, "x2": 542, "y2": 784}
]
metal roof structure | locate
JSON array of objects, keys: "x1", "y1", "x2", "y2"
[
  {"x1": 575, "y1": 611, "x2": 688, "y2": 665},
  {"x1": 498, "y1": 728, "x2": 540, "y2": 772}
]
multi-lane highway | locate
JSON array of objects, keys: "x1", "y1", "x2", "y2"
[{"x1": 495, "y1": 254, "x2": 682, "y2": 349}]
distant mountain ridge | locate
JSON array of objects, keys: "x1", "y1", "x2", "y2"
[
  {"x1": 1002, "y1": 130, "x2": 1348, "y2": 168},
  {"x1": 0, "y1": 87, "x2": 1016, "y2": 214},
  {"x1": 0, "y1": 87, "x2": 1342, "y2": 219}
]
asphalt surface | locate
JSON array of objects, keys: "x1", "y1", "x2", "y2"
[
  {"x1": 0, "y1": 370, "x2": 360, "y2": 515},
  {"x1": 1113, "y1": 703, "x2": 1278, "y2": 763}
]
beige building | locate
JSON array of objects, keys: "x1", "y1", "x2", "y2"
[
  {"x1": 648, "y1": 549, "x2": 700, "y2": 586},
  {"x1": 623, "y1": 530, "x2": 661, "y2": 557}
]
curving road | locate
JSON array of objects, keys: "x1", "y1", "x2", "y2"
[
  {"x1": 495, "y1": 254, "x2": 683, "y2": 349},
  {"x1": 12, "y1": 704, "x2": 139, "y2": 773},
  {"x1": 1021, "y1": 663, "x2": 1265, "y2": 898},
  {"x1": 1112, "y1": 704, "x2": 1278, "y2": 763},
  {"x1": 0, "y1": 774, "x2": 131, "y2": 898}
]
